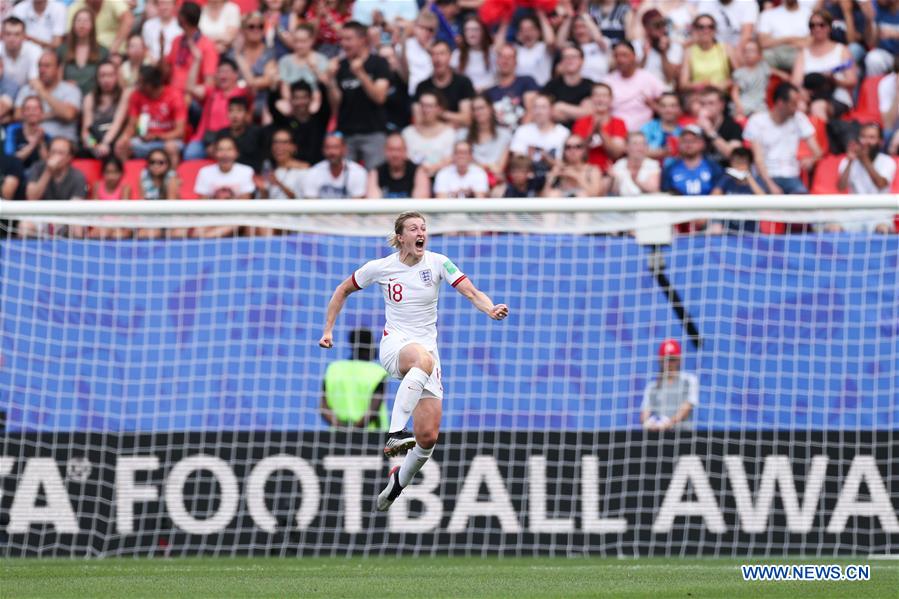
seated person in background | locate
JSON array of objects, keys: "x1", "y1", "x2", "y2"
[
  {"x1": 756, "y1": 0, "x2": 810, "y2": 73},
  {"x1": 184, "y1": 57, "x2": 253, "y2": 161},
  {"x1": 641, "y1": 339, "x2": 699, "y2": 432},
  {"x1": 138, "y1": 148, "x2": 179, "y2": 201},
  {"x1": 20, "y1": 138, "x2": 86, "y2": 236},
  {"x1": 460, "y1": 93, "x2": 511, "y2": 182},
  {"x1": 5, "y1": 95, "x2": 49, "y2": 168},
  {"x1": 413, "y1": 40, "x2": 475, "y2": 128},
  {"x1": 634, "y1": 8, "x2": 682, "y2": 88},
  {"x1": 367, "y1": 133, "x2": 430, "y2": 199},
  {"x1": 572, "y1": 82, "x2": 627, "y2": 173},
  {"x1": 742, "y1": 82, "x2": 821, "y2": 195},
  {"x1": 267, "y1": 80, "x2": 330, "y2": 166},
  {"x1": 401, "y1": 90, "x2": 455, "y2": 178},
  {"x1": 491, "y1": 154, "x2": 543, "y2": 198},
  {"x1": 542, "y1": 43, "x2": 594, "y2": 129},
  {"x1": 509, "y1": 92, "x2": 570, "y2": 179},
  {"x1": 276, "y1": 24, "x2": 327, "y2": 113},
  {"x1": 485, "y1": 45, "x2": 539, "y2": 130},
  {"x1": 0, "y1": 54, "x2": 22, "y2": 122},
  {"x1": 640, "y1": 91, "x2": 682, "y2": 162},
  {"x1": 877, "y1": 62, "x2": 898, "y2": 140},
  {"x1": 194, "y1": 135, "x2": 255, "y2": 238},
  {"x1": 611, "y1": 132, "x2": 661, "y2": 196},
  {"x1": 264, "y1": 128, "x2": 307, "y2": 200},
  {"x1": 14, "y1": 50, "x2": 81, "y2": 143},
  {"x1": 80, "y1": 60, "x2": 126, "y2": 159},
  {"x1": 542, "y1": 134, "x2": 607, "y2": 197},
  {"x1": 115, "y1": 65, "x2": 186, "y2": 167},
  {"x1": 0, "y1": 152, "x2": 25, "y2": 200},
  {"x1": 207, "y1": 97, "x2": 264, "y2": 172},
  {"x1": 833, "y1": 123, "x2": 897, "y2": 234},
  {"x1": 730, "y1": 40, "x2": 773, "y2": 121},
  {"x1": 694, "y1": 86, "x2": 743, "y2": 167},
  {"x1": 302, "y1": 134, "x2": 367, "y2": 199},
  {"x1": 603, "y1": 41, "x2": 664, "y2": 132},
  {"x1": 711, "y1": 146, "x2": 766, "y2": 233},
  {"x1": 433, "y1": 141, "x2": 489, "y2": 198},
  {"x1": 59, "y1": 8, "x2": 109, "y2": 96},
  {"x1": 661, "y1": 125, "x2": 722, "y2": 196},
  {"x1": 93, "y1": 155, "x2": 130, "y2": 200}
]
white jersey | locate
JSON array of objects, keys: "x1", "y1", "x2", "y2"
[{"x1": 353, "y1": 251, "x2": 466, "y2": 351}]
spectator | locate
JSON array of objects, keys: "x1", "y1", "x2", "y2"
[
  {"x1": 742, "y1": 82, "x2": 822, "y2": 195},
  {"x1": 194, "y1": 134, "x2": 255, "y2": 200},
  {"x1": 588, "y1": 0, "x2": 632, "y2": 43},
  {"x1": 485, "y1": 44, "x2": 539, "y2": 129},
  {"x1": 730, "y1": 40, "x2": 772, "y2": 120},
  {"x1": 115, "y1": 65, "x2": 186, "y2": 166},
  {"x1": 679, "y1": 14, "x2": 731, "y2": 93},
  {"x1": 558, "y1": 11, "x2": 610, "y2": 83},
  {"x1": 66, "y1": 0, "x2": 132, "y2": 56},
  {"x1": 632, "y1": 0, "x2": 695, "y2": 48},
  {"x1": 25, "y1": 137, "x2": 86, "y2": 201},
  {"x1": 400, "y1": 11, "x2": 436, "y2": 96},
  {"x1": 377, "y1": 43, "x2": 412, "y2": 132},
  {"x1": 5, "y1": 95, "x2": 49, "y2": 168},
  {"x1": 14, "y1": 50, "x2": 80, "y2": 142},
  {"x1": 694, "y1": 86, "x2": 743, "y2": 167},
  {"x1": 502, "y1": 12, "x2": 555, "y2": 86},
  {"x1": 1, "y1": 17, "x2": 42, "y2": 87},
  {"x1": 11, "y1": 0, "x2": 66, "y2": 50},
  {"x1": 367, "y1": 132, "x2": 429, "y2": 199},
  {"x1": 320, "y1": 329, "x2": 388, "y2": 430},
  {"x1": 81, "y1": 60, "x2": 125, "y2": 159},
  {"x1": 277, "y1": 24, "x2": 327, "y2": 112},
  {"x1": 543, "y1": 43, "x2": 594, "y2": 128},
  {"x1": 0, "y1": 151, "x2": 25, "y2": 199},
  {"x1": 661, "y1": 125, "x2": 722, "y2": 196},
  {"x1": 880, "y1": 62, "x2": 899, "y2": 136},
  {"x1": 640, "y1": 339, "x2": 699, "y2": 432},
  {"x1": 93, "y1": 155, "x2": 130, "y2": 200},
  {"x1": 510, "y1": 92, "x2": 569, "y2": 178},
  {"x1": 264, "y1": 128, "x2": 306, "y2": 199},
  {"x1": 199, "y1": 0, "x2": 241, "y2": 53},
  {"x1": 120, "y1": 33, "x2": 148, "y2": 89},
  {"x1": 837, "y1": 123, "x2": 897, "y2": 196},
  {"x1": 604, "y1": 41, "x2": 664, "y2": 131},
  {"x1": 260, "y1": 0, "x2": 292, "y2": 59},
  {"x1": 267, "y1": 79, "x2": 330, "y2": 166},
  {"x1": 433, "y1": 140, "x2": 489, "y2": 198},
  {"x1": 138, "y1": 147, "x2": 179, "y2": 200},
  {"x1": 640, "y1": 91, "x2": 682, "y2": 162},
  {"x1": 184, "y1": 57, "x2": 253, "y2": 160},
  {"x1": 164, "y1": 2, "x2": 219, "y2": 95},
  {"x1": 325, "y1": 20, "x2": 390, "y2": 167},
  {"x1": 230, "y1": 12, "x2": 277, "y2": 122},
  {"x1": 303, "y1": 133, "x2": 367, "y2": 198},
  {"x1": 542, "y1": 133, "x2": 607, "y2": 197},
  {"x1": 791, "y1": 10, "x2": 857, "y2": 120},
  {"x1": 414, "y1": 40, "x2": 475, "y2": 128},
  {"x1": 142, "y1": 0, "x2": 182, "y2": 62},
  {"x1": 58, "y1": 8, "x2": 108, "y2": 95},
  {"x1": 208, "y1": 97, "x2": 264, "y2": 172},
  {"x1": 611, "y1": 131, "x2": 661, "y2": 196},
  {"x1": 304, "y1": 0, "x2": 352, "y2": 58},
  {"x1": 491, "y1": 154, "x2": 542, "y2": 197},
  {"x1": 711, "y1": 146, "x2": 766, "y2": 218},
  {"x1": 430, "y1": 0, "x2": 461, "y2": 49},
  {"x1": 572, "y1": 82, "x2": 627, "y2": 172},
  {"x1": 757, "y1": 0, "x2": 811, "y2": 72},
  {"x1": 821, "y1": 0, "x2": 873, "y2": 65},
  {"x1": 0, "y1": 55, "x2": 20, "y2": 121},
  {"x1": 461, "y1": 93, "x2": 511, "y2": 181},
  {"x1": 450, "y1": 16, "x2": 494, "y2": 92},
  {"x1": 401, "y1": 90, "x2": 454, "y2": 177},
  {"x1": 634, "y1": 8, "x2": 681, "y2": 87},
  {"x1": 865, "y1": 0, "x2": 899, "y2": 76},
  {"x1": 690, "y1": 0, "x2": 757, "y2": 54}
]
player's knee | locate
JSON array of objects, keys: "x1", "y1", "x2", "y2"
[
  {"x1": 416, "y1": 351, "x2": 435, "y2": 375},
  {"x1": 416, "y1": 429, "x2": 438, "y2": 449}
]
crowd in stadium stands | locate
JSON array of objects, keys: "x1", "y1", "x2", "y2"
[{"x1": 0, "y1": 0, "x2": 897, "y2": 235}]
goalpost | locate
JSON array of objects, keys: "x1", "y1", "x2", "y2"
[{"x1": 0, "y1": 197, "x2": 897, "y2": 558}]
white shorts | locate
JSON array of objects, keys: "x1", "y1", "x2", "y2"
[{"x1": 379, "y1": 332, "x2": 443, "y2": 400}]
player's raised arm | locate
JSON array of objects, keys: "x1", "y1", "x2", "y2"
[
  {"x1": 453, "y1": 277, "x2": 509, "y2": 321},
  {"x1": 319, "y1": 275, "x2": 362, "y2": 348}
]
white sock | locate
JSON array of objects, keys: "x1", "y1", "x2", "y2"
[
  {"x1": 398, "y1": 444, "x2": 434, "y2": 487},
  {"x1": 388, "y1": 367, "x2": 429, "y2": 432}
]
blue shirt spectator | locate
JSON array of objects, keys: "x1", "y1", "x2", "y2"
[{"x1": 661, "y1": 126, "x2": 722, "y2": 196}]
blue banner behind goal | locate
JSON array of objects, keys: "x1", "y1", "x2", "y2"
[{"x1": 1, "y1": 234, "x2": 897, "y2": 432}]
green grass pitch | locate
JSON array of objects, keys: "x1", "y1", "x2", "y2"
[{"x1": 3, "y1": 557, "x2": 898, "y2": 598}]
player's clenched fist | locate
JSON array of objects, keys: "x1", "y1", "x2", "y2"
[
  {"x1": 490, "y1": 304, "x2": 510, "y2": 320},
  {"x1": 319, "y1": 333, "x2": 333, "y2": 349}
]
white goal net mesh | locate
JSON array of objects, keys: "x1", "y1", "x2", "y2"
[{"x1": 0, "y1": 202, "x2": 897, "y2": 557}]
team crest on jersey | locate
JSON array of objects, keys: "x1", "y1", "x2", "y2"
[{"x1": 419, "y1": 269, "x2": 433, "y2": 285}]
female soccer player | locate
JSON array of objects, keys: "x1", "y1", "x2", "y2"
[{"x1": 319, "y1": 212, "x2": 509, "y2": 511}]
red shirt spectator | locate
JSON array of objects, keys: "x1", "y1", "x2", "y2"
[
  {"x1": 165, "y1": 2, "x2": 219, "y2": 94},
  {"x1": 128, "y1": 82, "x2": 187, "y2": 138},
  {"x1": 572, "y1": 82, "x2": 627, "y2": 171},
  {"x1": 305, "y1": 0, "x2": 351, "y2": 48},
  {"x1": 189, "y1": 57, "x2": 252, "y2": 143}
]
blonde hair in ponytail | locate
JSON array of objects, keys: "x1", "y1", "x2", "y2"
[{"x1": 388, "y1": 211, "x2": 426, "y2": 248}]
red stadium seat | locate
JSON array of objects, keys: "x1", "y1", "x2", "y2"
[
  {"x1": 810, "y1": 154, "x2": 847, "y2": 195},
  {"x1": 844, "y1": 75, "x2": 884, "y2": 126},
  {"x1": 72, "y1": 159, "x2": 102, "y2": 189},
  {"x1": 123, "y1": 159, "x2": 146, "y2": 199},
  {"x1": 176, "y1": 160, "x2": 214, "y2": 199}
]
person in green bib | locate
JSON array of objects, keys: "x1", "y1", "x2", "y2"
[{"x1": 321, "y1": 328, "x2": 389, "y2": 429}]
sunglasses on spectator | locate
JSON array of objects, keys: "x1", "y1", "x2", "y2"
[
  {"x1": 565, "y1": 144, "x2": 584, "y2": 150},
  {"x1": 245, "y1": 23, "x2": 264, "y2": 29},
  {"x1": 649, "y1": 20, "x2": 666, "y2": 29},
  {"x1": 694, "y1": 23, "x2": 715, "y2": 30}
]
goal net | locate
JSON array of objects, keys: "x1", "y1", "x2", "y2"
[{"x1": 1, "y1": 198, "x2": 897, "y2": 558}]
